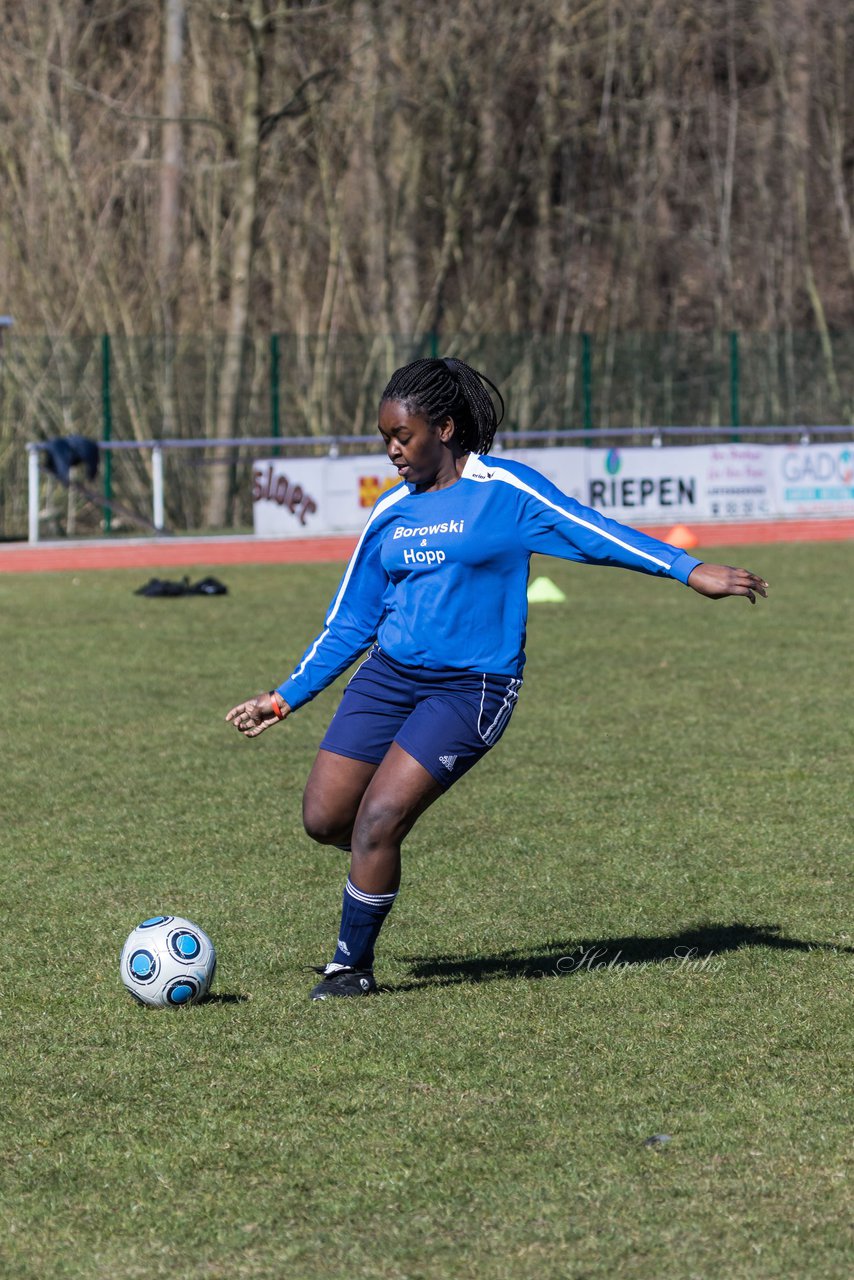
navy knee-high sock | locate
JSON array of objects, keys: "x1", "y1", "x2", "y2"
[{"x1": 329, "y1": 878, "x2": 398, "y2": 971}]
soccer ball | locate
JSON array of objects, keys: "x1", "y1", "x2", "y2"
[{"x1": 120, "y1": 915, "x2": 216, "y2": 1008}]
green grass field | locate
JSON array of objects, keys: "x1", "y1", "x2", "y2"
[{"x1": 1, "y1": 543, "x2": 852, "y2": 1279}]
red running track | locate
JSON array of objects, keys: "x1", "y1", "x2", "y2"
[{"x1": 1, "y1": 519, "x2": 852, "y2": 574}]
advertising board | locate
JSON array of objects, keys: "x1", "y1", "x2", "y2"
[
  {"x1": 251, "y1": 443, "x2": 852, "y2": 536},
  {"x1": 770, "y1": 443, "x2": 854, "y2": 516}
]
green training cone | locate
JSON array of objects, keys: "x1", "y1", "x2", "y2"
[{"x1": 527, "y1": 576, "x2": 567, "y2": 604}]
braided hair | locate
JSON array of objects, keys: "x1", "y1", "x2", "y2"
[{"x1": 380, "y1": 357, "x2": 505, "y2": 455}]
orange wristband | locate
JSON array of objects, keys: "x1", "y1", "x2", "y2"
[{"x1": 269, "y1": 692, "x2": 284, "y2": 719}]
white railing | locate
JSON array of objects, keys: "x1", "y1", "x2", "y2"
[{"x1": 25, "y1": 435, "x2": 356, "y2": 543}]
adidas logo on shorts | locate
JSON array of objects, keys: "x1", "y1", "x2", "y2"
[{"x1": 439, "y1": 754, "x2": 458, "y2": 771}]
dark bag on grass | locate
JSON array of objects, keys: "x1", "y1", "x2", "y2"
[
  {"x1": 135, "y1": 577, "x2": 191, "y2": 597},
  {"x1": 134, "y1": 576, "x2": 228, "y2": 597},
  {"x1": 188, "y1": 576, "x2": 228, "y2": 596}
]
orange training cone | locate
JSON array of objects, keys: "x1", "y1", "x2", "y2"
[{"x1": 665, "y1": 524, "x2": 699, "y2": 550}]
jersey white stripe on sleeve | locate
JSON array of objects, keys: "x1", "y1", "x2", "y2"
[
  {"x1": 466, "y1": 456, "x2": 671, "y2": 571},
  {"x1": 290, "y1": 483, "x2": 409, "y2": 680}
]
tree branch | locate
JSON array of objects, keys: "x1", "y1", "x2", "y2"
[{"x1": 259, "y1": 67, "x2": 338, "y2": 139}]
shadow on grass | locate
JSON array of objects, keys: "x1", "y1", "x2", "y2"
[
  {"x1": 389, "y1": 922, "x2": 853, "y2": 992},
  {"x1": 203, "y1": 991, "x2": 250, "y2": 1005}
]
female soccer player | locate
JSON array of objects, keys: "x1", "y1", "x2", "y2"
[{"x1": 227, "y1": 357, "x2": 768, "y2": 1000}]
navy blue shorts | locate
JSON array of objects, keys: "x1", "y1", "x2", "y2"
[{"x1": 319, "y1": 647, "x2": 522, "y2": 789}]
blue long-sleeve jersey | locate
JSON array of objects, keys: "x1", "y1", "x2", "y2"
[{"x1": 276, "y1": 453, "x2": 703, "y2": 711}]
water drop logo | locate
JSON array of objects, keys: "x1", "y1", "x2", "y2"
[
  {"x1": 605, "y1": 448, "x2": 621, "y2": 476},
  {"x1": 839, "y1": 449, "x2": 853, "y2": 485}
]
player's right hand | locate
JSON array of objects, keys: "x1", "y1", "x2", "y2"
[{"x1": 226, "y1": 692, "x2": 290, "y2": 737}]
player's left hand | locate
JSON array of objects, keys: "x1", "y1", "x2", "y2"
[
  {"x1": 687, "y1": 563, "x2": 769, "y2": 603},
  {"x1": 226, "y1": 692, "x2": 290, "y2": 737}
]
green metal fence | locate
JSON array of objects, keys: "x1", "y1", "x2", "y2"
[{"x1": 3, "y1": 331, "x2": 854, "y2": 538}]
